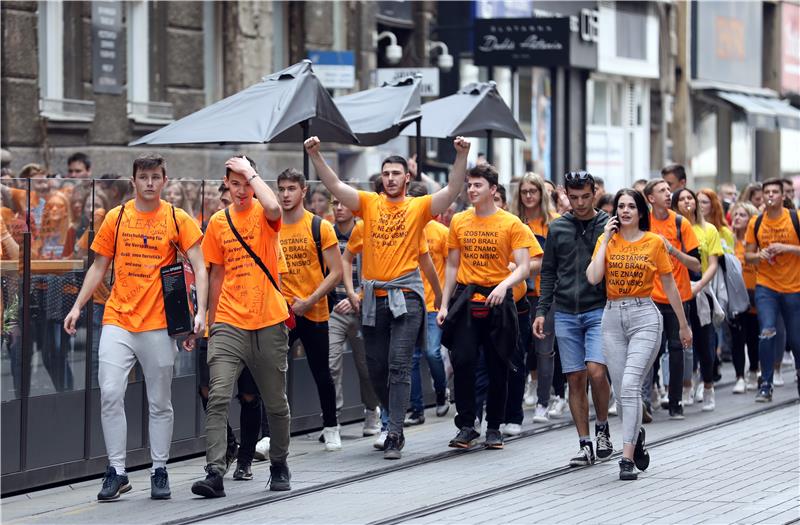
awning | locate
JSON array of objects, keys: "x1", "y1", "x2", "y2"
[{"x1": 715, "y1": 91, "x2": 800, "y2": 131}]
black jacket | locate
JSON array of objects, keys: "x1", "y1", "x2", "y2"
[
  {"x1": 535, "y1": 210, "x2": 609, "y2": 318},
  {"x1": 441, "y1": 284, "x2": 519, "y2": 371}
]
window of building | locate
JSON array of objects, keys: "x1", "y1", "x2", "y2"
[
  {"x1": 38, "y1": 1, "x2": 96, "y2": 121},
  {"x1": 615, "y1": 1, "x2": 647, "y2": 60},
  {"x1": 126, "y1": 0, "x2": 173, "y2": 124},
  {"x1": 203, "y1": 1, "x2": 223, "y2": 105}
]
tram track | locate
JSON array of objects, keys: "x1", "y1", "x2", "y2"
[
  {"x1": 167, "y1": 388, "x2": 795, "y2": 525},
  {"x1": 368, "y1": 398, "x2": 800, "y2": 525}
]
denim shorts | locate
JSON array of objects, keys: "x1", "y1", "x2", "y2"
[{"x1": 554, "y1": 307, "x2": 605, "y2": 373}]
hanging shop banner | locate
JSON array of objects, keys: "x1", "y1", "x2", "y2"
[{"x1": 91, "y1": 1, "x2": 123, "y2": 94}]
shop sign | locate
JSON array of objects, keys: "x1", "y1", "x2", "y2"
[
  {"x1": 474, "y1": 17, "x2": 571, "y2": 67},
  {"x1": 92, "y1": 2, "x2": 123, "y2": 95}
]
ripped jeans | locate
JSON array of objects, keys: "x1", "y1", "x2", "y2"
[{"x1": 754, "y1": 286, "x2": 800, "y2": 387}]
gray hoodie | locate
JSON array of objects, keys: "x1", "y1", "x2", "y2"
[{"x1": 535, "y1": 210, "x2": 609, "y2": 318}]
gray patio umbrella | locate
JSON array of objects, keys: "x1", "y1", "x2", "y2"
[
  {"x1": 130, "y1": 60, "x2": 358, "y2": 178},
  {"x1": 401, "y1": 81, "x2": 525, "y2": 164},
  {"x1": 334, "y1": 75, "x2": 422, "y2": 150}
]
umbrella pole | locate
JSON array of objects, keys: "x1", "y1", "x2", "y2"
[
  {"x1": 486, "y1": 129, "x2": 494, "y2": 165},
  {"x1": 302, "y1": 119, "x2": 310, "y2": 179},
  {"x1": 415, "y1": 117, "x2": 423, "y2": 180}
]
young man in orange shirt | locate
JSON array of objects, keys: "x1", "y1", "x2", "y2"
[
  {"x1": 192, "y1": 156, "x2": 291, "y2": 497},
  {"x1": 644, "y1": 179, "x2": 701, "y2": 419},
  {"x1": 305, "y1": 135, "x2": 470, "y2": 459},
  {"x1": 745, "y1": 178, "x2": 800, "y2": 401},
  {"x1": 438, "y1": 164, "x2": 532, "y2": 450},
  {"x1": 64, "y1": 154, "x2": 208, "y2": 501},
  {"x1": 276, "y1": 168, "x2": 343, "y2": 450}
]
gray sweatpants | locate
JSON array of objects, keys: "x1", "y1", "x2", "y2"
[
  {"x1": 601, "y1": 298, "x2": 663, "y2": 445},
  {"x1": 98, "y1": 324, "x2": 177, "y2": 474},
  {"x1": 328, "y1": 310, "x2": 380, "y2": 412}
]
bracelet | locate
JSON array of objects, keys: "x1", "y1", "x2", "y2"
[{"x1": 248, "y1": 173, "x2": 259, "y2": 182}]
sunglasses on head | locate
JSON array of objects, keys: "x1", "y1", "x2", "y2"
[{"x1": 564, "y1": 171, "x2": 593, "y2": 183}]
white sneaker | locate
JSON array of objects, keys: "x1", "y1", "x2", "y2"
[
  {"x1": 682, "y1": 386, "x2": 694, "y2": 406},
  {"x1": 547, "y1": 396, "x2": 566, "y2": 418},
  {"x1": 608, "y1": 403, "x2": 618, "y2": 416},
  {"x1": 782, "y1": 351, "x2": 793, "y2": 366},
  {"x1": 503, "y1": 423, "x2": 522, "y2": 436},
  {"x1": 746, "y1": 371, "x2": 759, "y2": 391},
  {"x1": 323, "y1": 426, "x2": 342, "y2": 451},
  {"x1": 363, "y1": 408, "x2": 381, "y2": 436},
  {"x1": 732, "y1": 378, "x2": 746, "y2": 394},
  {"x1": 693, "y1": 382, "x2": 704, "y2": 403},
  {"x1": 523, "y1": 380, "x2": 537, "y2": 407},
  {"x1": 533, "y1": 405, "x2": 550, "y2": 423},
  {"x1": 253, "y1": 437, "x2": 270, "y2": 461},
  {"x1": 373, "y1": 430, "x2": 388, "y2": 450},
  {"x1": 701, "y1": 387, "x2": 715, "y2": 412},
  {"x1": 774, "y1": 369, "x2": 785, "y2": 387}
]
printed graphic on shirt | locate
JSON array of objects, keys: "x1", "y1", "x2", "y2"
[
  {"x1": 745, "y1": 209, "x2": 800, "y2": 293},
  {"x1": 448, "y1": 208, "x2": 534, "y2": 288},
  {"x1": 594, "y1": 232, "x2": 672, "y2": 300},
  {"x1": 202, "y1": 202, "x2": 288, "y2": 330},
  {"x1": 92, "y1": 200, "x2": 203, "y2": 332},
  {"x1": 279, "y1": 211, "x2": 338, "y2": 322}
]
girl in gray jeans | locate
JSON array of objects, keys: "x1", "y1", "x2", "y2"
[{"x1": 587, "y1": 189, "x2": 692, "y2": 480}]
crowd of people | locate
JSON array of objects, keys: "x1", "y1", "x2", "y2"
[{"x1": 1, "y1": 145, "x2": 798, "y2": 500}]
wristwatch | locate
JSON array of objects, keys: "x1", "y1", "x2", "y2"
[{"x1": 248, "y1": 173, "x2": 259, "y2": 183}]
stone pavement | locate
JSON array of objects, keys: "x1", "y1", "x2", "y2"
[{"x1": 2, "y1": 369, "x2": 798, "y2": 525}]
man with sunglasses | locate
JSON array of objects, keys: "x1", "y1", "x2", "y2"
[{"x1": 533, "y1": 171, "x2": 613, "y2": 467}]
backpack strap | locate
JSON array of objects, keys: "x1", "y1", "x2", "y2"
[
  {"x1": 311, "y1": 214, "x2": 327, "y2": 278},
  {"x1": 754, "y1": 213, "x2": 765, "y2": 249},
  {"x1": 110, "y1": 203, "x2": 126, "y2": 286},
  {"x1": 791, "y1": 209, "x2": 800, "y2": 243}
]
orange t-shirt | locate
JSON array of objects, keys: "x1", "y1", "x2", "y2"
[
  {"x1": 202, "y1": 202, "x2": 289, "y2": 330},
  {"x1": 92, "y1": 200, "x2": 203, "y2": 332},
  {"x1": 279, "y1": 210, "x2": 338, "y2": 322},
  {"x1": 594, "y1": 232, "x2": 673, "y2": 300},
  {"x1": 354, "y1": 191, "x2": 433, "y2": 295},
  {"x1": 422, "y1": 220, "x2": 449, "y2": 312},
  {"x1": 745, "y1": 209, "x2": 800, "y2": 293},
  {"x1": 734, "y1": 238, "x2": 757, "y2": 291},
  {"x1": 512, "y1": 227, "x2": 545, "y2": 302},
  {"x1": 448, "y1": 208, "x2": 534, "y2": 292},
  {"x1": 526, "y1": 213, "x2": 559, "y2": 296},
  {"x1": 650, "y1": 210, "x2": 700, "y2": 304},
  {"x1": 345, "y1": 220, "x2": 364, "y2": 255}
]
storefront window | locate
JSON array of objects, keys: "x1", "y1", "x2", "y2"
[{"x1": 589, "y1": 79, "x2": 608, "y2": 126}]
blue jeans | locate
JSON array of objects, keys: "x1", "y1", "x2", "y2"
[
  {"x1": 553, "y1": 308, "x2": 605, "y2": 374},
  {"x1": 754, "y1": 286, "x2": 800, "y2": 387},
  {"x1": 410, "y1": 312, "x2": 447, "y2": 412}
]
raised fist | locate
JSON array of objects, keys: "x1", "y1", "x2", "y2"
[
  {"x1": 453, "y1": 136, "x2": 471, "y2": 154},
  {"x1": 304, "y1": 136, "x2": 321, "y2": 154}
]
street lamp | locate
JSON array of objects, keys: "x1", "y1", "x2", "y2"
[
  {"x1": 426, "y1": 40, "x2": 453, "y2": 72},
  {"x1": 374, "y1": 30, "x2": 403, "y2": 65}
]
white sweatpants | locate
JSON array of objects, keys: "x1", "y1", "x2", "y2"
[{"x1": 98, "y1": 324, "x2": 177, "y2": 474}]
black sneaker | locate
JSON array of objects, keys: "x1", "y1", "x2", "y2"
[
  {"x1": 268, "y1": 462, "x2": 291, "y2": 491},
  {"x1": 569, "y1": 442, "x2": 595, "y2": 467},
  {"x1": 403, "y1": 410, "x2": 425, "y2": 426},
  {"x1": 755, "y1": 384, "x2": 773, "y2": 403},
  {"x1": 224, "y1": 442, "x2": 239, "y2": 475},
  {"x1": 668, "y1": 406, "x2": 685, "y2": 420},
  {"x1": 449, "y1": 427, "x2": 480, "y2": 449},
  {"x1": 191, "y1": 466, "x2": 226, "y2": 498},
  {"x1": 383, "y1": 432, "x2": 405, "y2": 460},
  {"x1": 595, "y1": 424, "x2": 613, "y2": 461},
  {"x1": 633, "y1": 427, "x2": 650, "y2": 471},
  {"x1": 150, "y1": 467, "x2": 171, "y2": 500},
  {"x1": 484, "y1": 428, "x2": 504, "y2": 449},
  {"x1": 97, "y1": 466, "x2": 131, "y2": 501},
  {"x1": 619, "y1": 458, "x2": 638, "y2": 480},
  {"x1": 233, "y1": 462, "x2": 253, "y2": 481}
]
